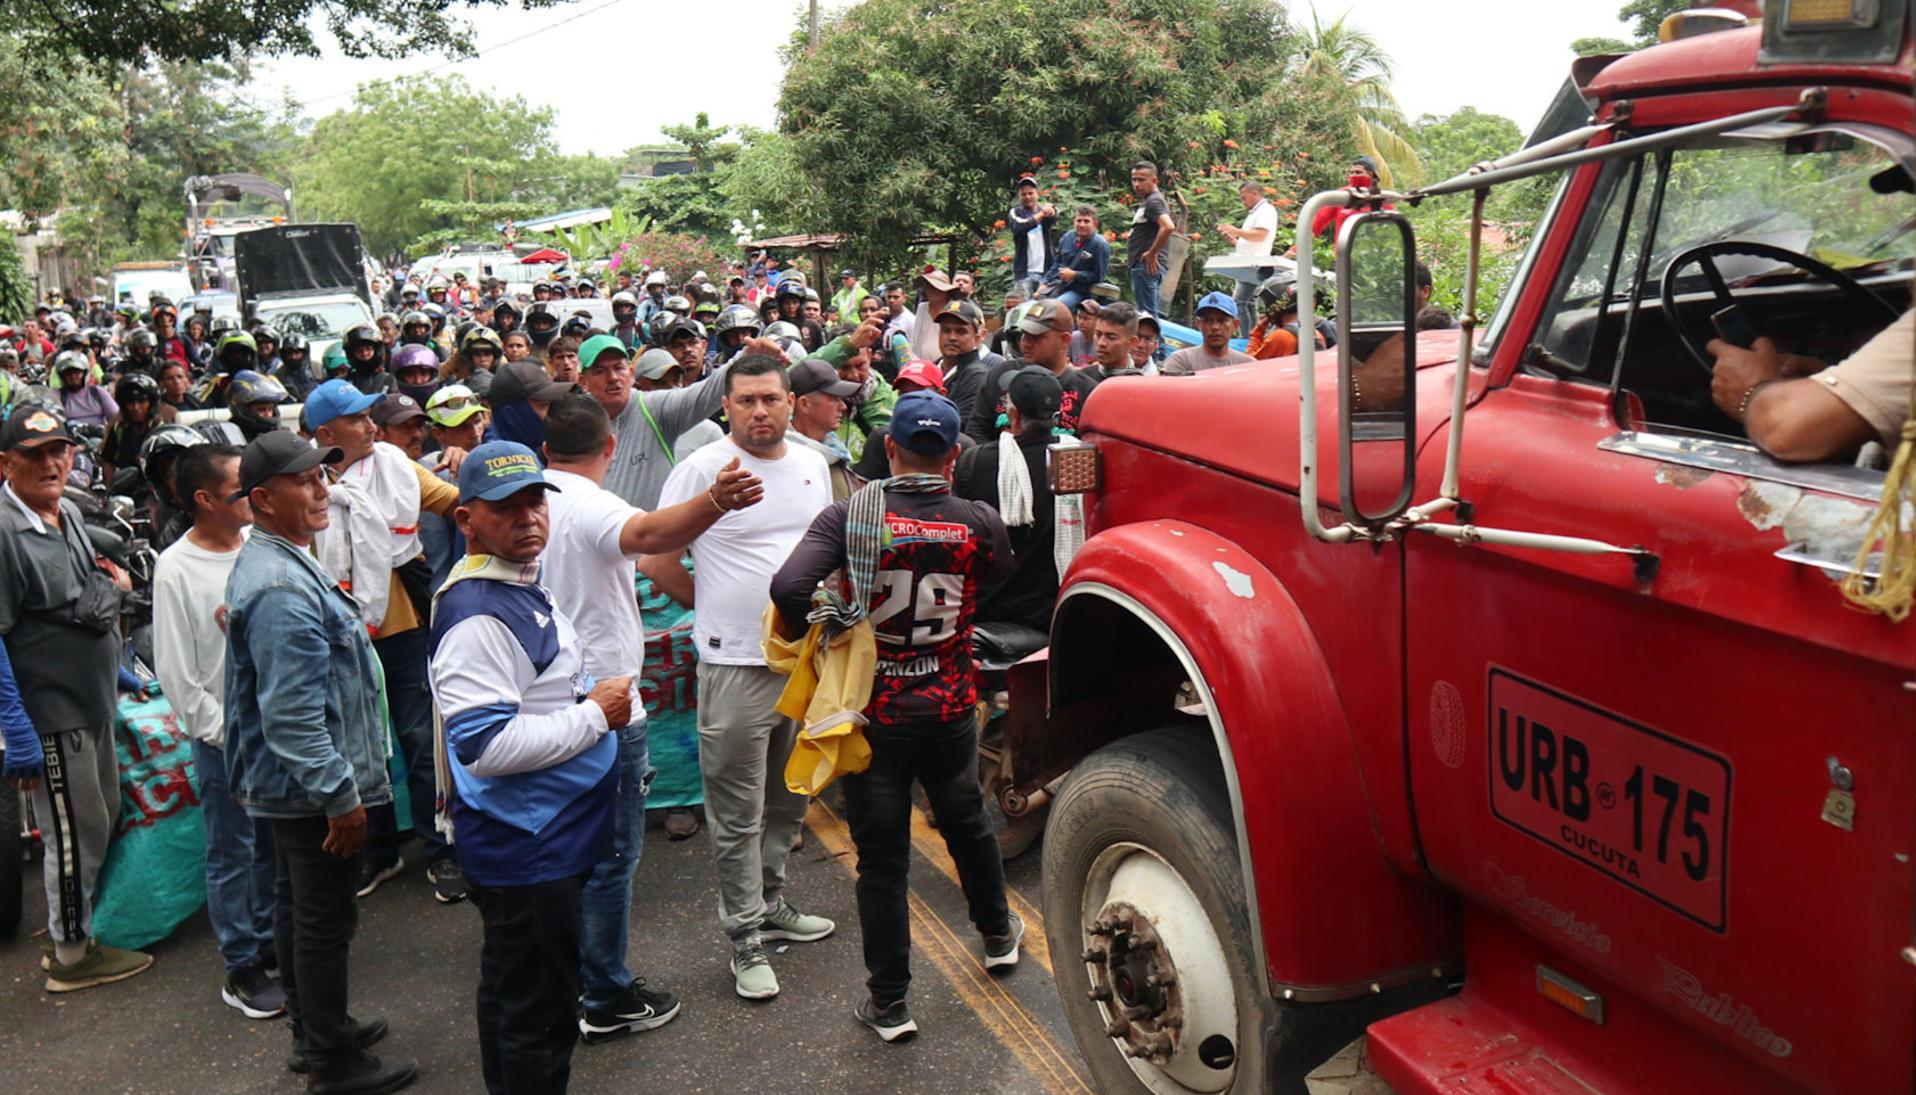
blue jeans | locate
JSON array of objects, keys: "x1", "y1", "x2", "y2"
[
  {"x1": 1055, "y1": 288, "x2": 1087, "y2": 313},
  {"x1": 579, "y1": 721, "x2": 653, "y2": 1010},
  {"x1": 1131, "y1": 262, "x2": 1165, "y2": 318},
  {"x1": 368, "y1": 627, "x2": 448, "y2": 863},
  {"x1": 1233, "y1": 281, "x2": 1258, "y2": 338},
  {"x1": 1014, "y1": 274, "x2": 1043, "y2": 299},
  {"x1": 193, "y1": 739, "x2": 276, "y2": 975}
]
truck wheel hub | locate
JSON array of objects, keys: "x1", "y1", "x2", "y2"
[{"x1": 1080, "y1": 843, "x2": 1238, "y2": 1093}]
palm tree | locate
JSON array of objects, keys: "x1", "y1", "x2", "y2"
[{"x1": 1295, "y1": 6, "x2": 1425, "y2": 189}]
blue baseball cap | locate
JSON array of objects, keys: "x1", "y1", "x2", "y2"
[
  {"x1": 304, "y1": 378, "x2": 383, "y2": 429},
  {"x1": 457, "y1": 440, "x2": 559, "y2": 505},
  {"x1": 457, "y1": 440, "x2": 562, "y2": 504},
  {"x1": 1195, "y1": 291, "x2": 1238, "y2": 319},
  {"x1": 888, "y1": 391, "x2": 962, "y2": 455}
]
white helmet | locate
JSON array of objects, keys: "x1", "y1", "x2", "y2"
[
  {"x1": 644, "y1": 271, "x2": 667, "y2": 288},
  {"x1": 611, "y1": 290, "x2": 639, "y2": 307}
]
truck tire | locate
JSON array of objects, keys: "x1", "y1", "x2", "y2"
[
  {"x1": 1042, "y1": 725, "x2": 1273, "y2": 1094},
  {"x1": 0, "y1": 788, "x2": 22, "y2": 940}
]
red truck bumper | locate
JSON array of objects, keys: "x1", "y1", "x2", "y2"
[{"x1": 1366, "y1": 907, "x2": 1801, "y2": 1094}]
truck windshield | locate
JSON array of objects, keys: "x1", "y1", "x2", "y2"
[
  {"x1": 259, "y1": 300, "x2": 372, "y2": 341},
  {"x1": 1524, "y1": 125, "x2": 1914, "y2": 436}
]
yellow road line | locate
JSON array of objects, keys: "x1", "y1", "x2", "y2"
[
  {"x1": 907, "y1": 805, "x2": 1053, "y2": 976},
  {"x1": 807, "y1": 800, "x2": 1094, "y2": 1095}
]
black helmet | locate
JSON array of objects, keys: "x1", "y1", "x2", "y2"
[
  {"x1": 646, "y1": 311, "x2": 678, "y2": 347},
  {"x1": 114, "y1": 371, "x2": 160, "y2": 405},
  {"x1": 214, "y1": 330, "x2": 258, "y2": 373},
  {"x1": 210, "y1": 314, "x2": 240, "y2": 338},
  {"x1": 138, "y1": 423, "x2": 206, "y2": 500},
  {"x1": 492, "y1": 299, "x2": 521, "y2": 320},
  {"x1": 525, "y1": 302, "x2": 560, "y2": 330},
  {"x1": 344, "y1": 323, "x2": 381, "y2": 350},
  {"x1": 124, "y1": 328, "x2": 157, "y2": 356},
  {"x1": 401, "y1": 308, "x2": 430, "y2": 329},
  {"x1": 192, "y1": 420, "x2": 246, "y2": 447},
  {"x1": 1256, "y1": 273, "x2": 1300, "y2": 316},
  {"x1": 691, "y1": 282, "x2": 722, "y2": 306},
  {"x1": 279, "y1": 331, "x2": 309, "y2": 358},
  {"x1": 561, "y1": 315, "x2": 593, "y2": 338},
  {"x1": 250, "y1": 323, "x2": 280, "y2": 348},
  {"x1": 775, "y1": 280, "x2": 806, "y2": 301}
]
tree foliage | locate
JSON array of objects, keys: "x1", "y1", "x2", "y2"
[
  {"x1": 1294, "y1": 6, "x2": 1424, "y2": 187},
  {"x1": 776, "y1": 0, "x2": 1353, "y2": 273},
  {"x1": 1408, "y1": 109, "x2": 1553, "y2": 318},
  {"x1": 2, "y1": 0, "x2": 573, "y2": 66},
  {"x1": 1619, "y1": 0, "x2": 1693, "y2": 46},
  {"x1": 293, "y1": 75, "x2": 617, "y2": 256}
]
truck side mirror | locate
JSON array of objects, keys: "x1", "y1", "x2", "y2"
[{"x1": 1334, "y1": 211, "x2": 1419, "y2": 529}]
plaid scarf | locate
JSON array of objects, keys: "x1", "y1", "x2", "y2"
[{"x1": 807, "y1": 473, "x2": 949, "y2": 635}]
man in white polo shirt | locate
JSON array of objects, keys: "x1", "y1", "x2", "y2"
[
  {"x1": 538, "y1": 392, "x2": 763, "y2": 1045},
  {"x1": 640, "y1": 354, "x2": 835, "y2": 1002},
  {"x1": 1218, "y1": 180, "x2": 1279, "y2": 337}
]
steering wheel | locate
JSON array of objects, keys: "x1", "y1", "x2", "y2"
[{"x1": 1657, "y1": 240, "x2": 1899, "y2": 374}]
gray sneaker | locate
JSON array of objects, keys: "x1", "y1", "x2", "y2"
[
  {"x1": 856, "y1": 995, "x2": 919, "y2": 1042},
  {"x1": 759, "y1": 898, "x2": 835, "y2": 943},
  {"x1": 983, "y1": 911, "x2": 1024, "y2": 971},
  {"x1": 731, "y1": 943, "x2": 779, "y2": 1000}
]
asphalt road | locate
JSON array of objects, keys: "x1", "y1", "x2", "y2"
[{"x1": 0, "y1": 800, "x2": 1097, "y2": 1095}]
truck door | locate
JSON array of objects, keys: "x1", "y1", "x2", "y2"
[{"x1": 1402, "y1": 133, "x2": 1916, "y2": 1092}]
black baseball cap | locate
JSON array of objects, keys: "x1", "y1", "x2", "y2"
[
  {"x1": 934, "y1": 300, "x2": 986, "y2": 328},
  {"x1": 1001, "y1": 367, "x2": 1064, "y2": 422},
  {"x1": 788, "y1": 357, "x2": 861, "y2": 399},
  {"x1": 0, "y1": 404, "x2": 75, "y2": 451},
  {"x1": 370, "y1": 393, "x2": 428, "y2": 426},
  {"x1": 488, "y1": 360, "x2": 577, "y2": 406},
  {"x1": 234, "y1": 431, "x2": 342, "y2": 500}
]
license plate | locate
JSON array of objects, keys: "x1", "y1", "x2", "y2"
[{"x1": 1487, "y1": 669, "x2": 1732, "y2": 931}]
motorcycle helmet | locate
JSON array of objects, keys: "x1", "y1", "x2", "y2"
[
  {"x1": 192, "y1": 420, "x2": 246, "y2": 447},
  {"x1": 390, "y1": 344, "x2": 442, "y2": 404},
  {"x1": 772, "y1": 337, "x2": 807, "y2": 364},
  {"x1": 1255, "y1": 273, "x2": 1300, "y2": 317},
  {"x1": 662, "y1": 294, "x2": 692, "y2": 318},
  {"x1": 460, "y1": 326, "x2": 504, "y2": 356},
  {"x1": 714, "y1": 304, "x2": 762, "y2": 339},
  {"x1": 52, "y1": 349, "x2": 90, "y2": 380},
  {"x1": 761, "y1": 320, "x2": 802, "y2": 343},
  {"x1": 251, "y1": 323, "x2": 281, "y2": 351},
  {"x1": 802, "y1": 287, "x2": 821, "y2": 305},
  {"x1": 611, "y1": 291, "x2": 639, "y2": 323},
  {"x1": 643, "y1": 270, "x2": 667, "y2": 289},
  {"x1": 209, "y1": 314, "x2": 240, "y2": 340},
  {"x1": 492, "y1": 298, "x2": 521, "y2": 326},
  {"x1": 775, "y1": 281, "x2": 806, "y2": 303},
  {"x1": 279, "y1": 331, "x2": 309, "y2": 363},
  {"x1": 561, "y1": 315, "x2": 593, "y2": 339},
  {"x1": 124, "y1": 327, "x2": 158, "y2": 358},
  {"x1": 645, "y1": 311, "x2": 678, "y2": 347},
  {"x1": 692, "y1": 299, "x2": 721, "y2": 322},
  {"x1": 214, "y1": 330, "x2": 258, "y2": 373},
  {"x1": 691, "y1": 281, "x2": 722, "y2": 307},
  {"x1": 400, "y1": 309, "x2": 432, "y2": 344},
  {"x1": 226, "y1": 370, "x2": 288, "y2": 441},
  {"x1": 114, "y1": 371, "x2": 160, "y2": 407},
  {"x1": 422, "y1": 303, "x2": 447, "y2": 334},
  {"x1": 139, "y1": 424, "x2": 207, "y2": 504},
  {"x1": 525, "y1": 302, "x2": 561, "y2": 347}
]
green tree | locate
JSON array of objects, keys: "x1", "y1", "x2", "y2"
[
  {"x1": 777, "y1": 0, "x2": 1350, "y2": 274},
  {"x1": 3, "y1": 0, "x2": 576, "y2": 66},
  {"x1": 1413, "y1": 108, "x2": 1523, "y2": 184},
  {"x1": 1295, "y1": 6, "x2": 1423, "y2": 187},
  {"x1": 1407, "y1": 108, "x2": 1554, "y2": 318},
  {"x1": 1572, "y1": 36, "x2": 1634, "y2": 57},
  {"x1": 1620, "y1": 0, "x2": 1692, "y2": 45},
  {"x1": 295, "y1": 75, "x2": 618, "y2": 255},
  {"x1": 658, "y1": 113, "x2": 733, "y2": 174}
]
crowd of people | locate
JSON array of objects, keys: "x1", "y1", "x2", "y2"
[{"x1": 0, "y1": 157, "x2": 1415, "y2": 1095}]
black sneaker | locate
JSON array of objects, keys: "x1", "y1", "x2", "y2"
[
  {"x1": 289, "y1": 1015, "x2": 391, "y2": 1074},
  {"x1": 306, "y1": 1050, "x2": 416, "y2": 1095},
  {"x1": 579, "y1": 978, "x2": 683, "y2": 1044},
  {"x1": 425, "y1": 858, "x2": 468, "y2": 905},
  {"x1": 221, "y1": 962, "x2": 288, "y2": 1019},
  {"x1": 855, "y1": 996, "x2": 918, "y2": 1042},
  {"x1": 355, "y1": 857, "x2": 404, "y2": 899},
  {"x1": 983, "y1": 911, "x2": 1024, "y2": 971}
]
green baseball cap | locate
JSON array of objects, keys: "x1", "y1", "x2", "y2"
[{"x1": 578, "y1": 334, "x2": 629, "y2": 371}]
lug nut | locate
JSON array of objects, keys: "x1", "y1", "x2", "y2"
[
  {"x1": 1147, "y1": 970, "x2": 1176, "y2": 987},
  {"x1": 1082, "y1": 946, "x2": 1107, "y2": 962},
  {"x1": 1086, "y1": 986, "x2": 1111, "y2": 1002},
  {"x1": 1105, "y1": 1018, "x2": 1128, "y2": 1037}
]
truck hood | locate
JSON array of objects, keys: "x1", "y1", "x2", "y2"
[{"x1": 1080, "y1": 330, "x2": 1474, "y2": 495}]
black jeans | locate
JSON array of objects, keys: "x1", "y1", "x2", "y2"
[
  {"x1": 471, "y1": 873, "x2": 587, "y2": 1095},
  {"x1": 271, "y1": 814, "x2": 362, "y2": 1070},
  {"x1": 367, "y1": 626, "x2": 449, "y2": 864},
  {"x1": 842, "y1": 717, "x2": 1010, "y2": 1005}
]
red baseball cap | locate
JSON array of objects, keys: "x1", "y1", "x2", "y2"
[{"x1": 894, "y1": 360, "x2": 946, "y2": 395}]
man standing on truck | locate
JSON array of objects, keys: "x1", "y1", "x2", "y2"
[
  {"x1": 1127, "y1": 161, "x2": 1177, "y2": 318},
  {"x1": 770, "y1": 390, "x2": 1021, "y2": 1043}
]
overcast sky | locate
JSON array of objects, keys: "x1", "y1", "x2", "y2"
[{"x1": 250, "y1": 0, "x2": 1635, "y2": 157}]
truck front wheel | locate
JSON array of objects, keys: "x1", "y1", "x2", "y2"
[{"x1": 1042, "y1": 726, "x2": 1272, "y2": 1093}]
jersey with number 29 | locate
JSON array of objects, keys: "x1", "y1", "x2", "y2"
[{"x1": 772, "y1": 487, "x2": 1013, "y2": 727}]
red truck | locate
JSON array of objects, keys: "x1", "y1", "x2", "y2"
[{"x1": 1014, "y1": 3, "x2": 1916, "y2": 1091}]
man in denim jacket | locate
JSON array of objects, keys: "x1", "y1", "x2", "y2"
[{"x1": 224, "y1": 430, "x2": 417, "y2": 1095}]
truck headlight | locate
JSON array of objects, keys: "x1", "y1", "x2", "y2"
[{"x1": 1047, "y1": 438, "x2": 1100, "y2": 495}]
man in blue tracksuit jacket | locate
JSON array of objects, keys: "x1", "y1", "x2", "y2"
[{"x1": 428, "y1": 440, "x2": 633, "y2": 1095}]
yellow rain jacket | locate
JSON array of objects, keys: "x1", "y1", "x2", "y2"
[{"x1": 762, "y1": 604, "x2": 876, "y2": 795}]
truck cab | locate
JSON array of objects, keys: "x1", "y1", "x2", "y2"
[{"x1": 1026, "y1": 5, "x2": 1914, "y2": 1092}]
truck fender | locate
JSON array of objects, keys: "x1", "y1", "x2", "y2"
[{"x1": 1052, "y1": 520, "x2": 1456, "y2": 998}]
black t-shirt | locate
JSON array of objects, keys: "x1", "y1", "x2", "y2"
[
  {"x1": 771, "y1": 488, "x2": 1012, "y2": 726},
  {"x1": 974, "y1": 359, "x2": 1101, "y2": 436},
  {"x1": 953, "y1": 431, "x2": 1056, "y2": 635},
  {"x1": 1128, "y1": 189, "x2": 1172, "y2": 262}
]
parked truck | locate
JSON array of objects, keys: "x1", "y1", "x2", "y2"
[{"x1": 1017, "y1": 3, "x2": 1915, "y2": 1091}]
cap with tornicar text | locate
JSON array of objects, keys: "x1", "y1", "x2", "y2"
[
  {"x1": 457, "y1": 440, "x2": 562, "y2": 504},
  {"x1": 1017, "y1": 298, "x2": 1074, "y2": 336},
  {"x1": 887, "y1": 390, "x2": 962, "y2": 455},
  {"x1": 634, "y1": 348, "x2": 682, "y2": 381},
  {"x1": 934, "y1": 299, "x2": 985, "y2": 328},
  {"x1": 1000, "y1": 365, "x2": 1064, "y2": 422},
  {"x1": 304, "y1": 378, "x2": 383, "y2": 430},
  {"x1": 370, "y1": 393, "x2": 427, "y2": 426},
  {"x1": 1195, "y1": 291, "x2": 1238, "y2": 319},
  {"x1": 577, "y1": 333, "x2": 629, "y2": 371},
  {"x1": 0, "y1": 403, "x2": 75, "y2": 451},
  {"x1": 788, "y1": 357, "x2": 861, "y2": 399},
  {"x1": 233, "y1": 431, "x2": 342, "y2": 500}
]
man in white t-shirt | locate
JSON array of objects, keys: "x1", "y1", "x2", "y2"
[
  {"x1": 639, "y1": 354, "x2": 835, "y2": 1003},
  {"x1": 538, "y1": 392, "x2": 763, "y2": 1044},
  {"x1": 1219, "y1": 181, "x2": 1280, "y2": 337},
  {"x1": 153, "y1": 442, "x2": 284, "y2": 1021}
]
